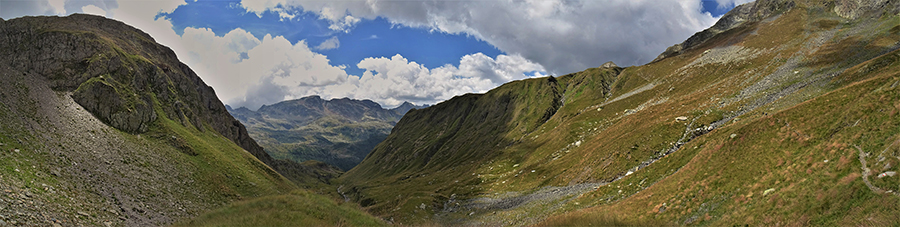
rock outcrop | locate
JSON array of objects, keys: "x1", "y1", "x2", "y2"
[
  {"x1": 834, "y1": 0, "x2": 900, "y2": 19},
  {"x1": 72, "y1": 78, "x2": 157, "y2": 133},
  {"x1": 601, "y1": 61, "x2": 619, "y2": 69},
  {"x1": 653, "y1": 0, "x2": 796, "y2": 62},
  {"x1": 654, "y1": 0, "x2": 900, "y2": 62},
  {"x1": 0, "y1": 14, "x2": 275, "y2": 165}
]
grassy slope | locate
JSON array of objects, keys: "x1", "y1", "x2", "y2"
[
  {"x1": 340, "y1": 2, "x2": 900, "y2": 225},
  {"x1": 541, "y1": 47, "x2": 900, "y2": 227},
  {"x1": 538, "y1": 4, "x2": 900, "y2": 226},
  {"x1": 175, "y1": 190, "x2": 386, "y2": 227},
  {"x1": 0, "y1": 14, "x2": 382, "y2": 226},
  {"x1": 0, "y1": 71, "x2": 294, "y2": 225},
  {"x1": 254, "y1": 115, "x2": 393, "y2": 171}
]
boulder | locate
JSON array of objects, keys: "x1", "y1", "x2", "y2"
[
  {"x1": 601, "y1": 61, "x2": 618, "y2": 69},
  {"x1": 72, "y1": 78, "x2": 156, "y2": 134}
]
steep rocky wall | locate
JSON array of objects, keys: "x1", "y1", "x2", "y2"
[
  {"x1": 0, "y1": 14, "x2": 275, "y2": 165},
  {"x1": 654, "y1": 0, "x2": 797, "y2": 62}
]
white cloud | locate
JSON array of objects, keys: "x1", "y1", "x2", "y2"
[
  {"x1": 348, "y1": 53, "x2": 544, "y2": 107},
  {"x1": 715, "y1": 0, "x2": 756, "y2": 9},
  {"x1": 241, "y1": 0, "x2": 725, "y2": 75},
  {"x1": 240, "y1": 0, "x2": 285, "y2": 17},
  {"x1": 64, "y1": 0, "x2": 118, "y2": 18},
  {"x1": 175, "y1": 28, "x2": 351, "y2": 110},
  {"x1": 48, "y1": 0, "x2": 66, "y2": 14},
  {"x1": 169, "y1": 24, "x2": 545, "y2": 109},
  {"x1": 81, "y1": 5, "x2": 107, "y2": 16},
  {"x1": 1, "y1": 0, "x2": 746, "y2": 111},
  {"x1": 314, "y1": 36, "x2": 340, "y2": 50},
  {"x1": 0, "y1": 0, "x2": 63, "y2": 19}
]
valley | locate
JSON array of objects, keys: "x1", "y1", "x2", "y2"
[
  {"x1": 2, "y1": 0, "x2": 900, "y2": 226},
  {"x1": 228, "y1": 96, "x2": 425, "y2": 171}
]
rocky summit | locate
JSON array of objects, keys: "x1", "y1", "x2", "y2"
[{"x1": 229, "y1": 96, "x2": 427, "y2": 171}]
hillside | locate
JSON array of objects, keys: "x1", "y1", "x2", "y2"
[
  {"x1": 229, "y1": 96, "x2": 426, "y2": 170},
  {"x1": 0, "y1": 14, "x2": 382, "y2": 226},
  {"x1": 337, "y1": 0, "x2": 900, "y2": 225}
]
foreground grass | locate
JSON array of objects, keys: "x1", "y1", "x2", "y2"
[
  {"x1": 174, "y1": 190, "x2": 387, "y2": 227},
  {"x1": 536, "y1": 213, "x2": 675, "y2": 227}
]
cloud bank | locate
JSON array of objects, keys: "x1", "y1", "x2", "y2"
[
  {"x1": 239, "y1": 0, "x2": 737, "y2": 74},
  {"x1": 185, "y1": 27, "x2": 545, "y2": 110},
  {"x1": 1, "y1": 0, "x2": 749, "y2": 110}
]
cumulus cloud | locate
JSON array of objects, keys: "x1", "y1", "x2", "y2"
[
  {"x1": 65, "y1": 0, "x2": 117, "y2": 17},
  {"x1": 314, "y1": 36, "x2": 340, "y2": 50},
  {"x1": 170, "y1": 24, "x2": 546, "y2": 109},
  {"x1": 715, "y1": 0, "x2": 756, "y2": 9},
  {"x1": 348, "y1": 53, "x2": 545, "y2": 106},
  {"x1": 0, "y1": 0, "x2": 64, "y2": 19},
  {"x1": 198, "y1": 28, "x2": 543, "y2": 109},
  {"x1": 240, "y1": 0, "x2": 728, "y2": 75},
  {"x1": 81, "y1": 5, "x2": 107, "y2": 16},
  {"x1": 240, "y1": 0, "x2": 360, "y2": 32},
  {"x1": 2, "y1": 0, "x2": 745, "y2": 111},
  {"x1": 173, "y1": 27, "x2": 350, "y2": 110}
]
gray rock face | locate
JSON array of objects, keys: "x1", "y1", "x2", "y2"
[
  {"x1": 600, "y1": 61, "x2": 618, "y2": 69},
  {"x1": 0, "y1": 14, "x2": 276, "y2": 165},
  {"x1": 834, "y1": 0, "x2": 900, "y2": 19},
  {"x1": 653, "y1": 0, "x2": 796, "y2": 62},
  {"x1": 654, "y1": 0, "x2": 900, "y2": 62},
  {"x1": 72, "y1": 78, "x2": 157, "y2": 133}
]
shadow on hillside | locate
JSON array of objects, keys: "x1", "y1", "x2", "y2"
[{"x1": 338, "y1": 77, "x2": 565, "y2": 224}]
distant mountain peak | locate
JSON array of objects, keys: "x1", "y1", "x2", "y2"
[{"x1": 391, "y1": 101, "x2": 429, "y2": 115}]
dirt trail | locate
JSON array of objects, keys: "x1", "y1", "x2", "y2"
[
  {"x1": 855, "y1": 145, "x2": 900, "y2": 196},
  {"x1": 603, "y1": 82, "x2": 657, "y2": 106},
  {"x1": 437, "y1": 183, "x2": 602, "y2": 226}
]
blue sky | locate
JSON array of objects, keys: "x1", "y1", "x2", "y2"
[
  {"x1": 1, "y1": 0, "x2": 750, "y2": 109},
  {"x1": 161, "y1": 0, "x2": 733, "y2": 77},
  {"x1": 161, "y1": 0, "x2": 505, "y2": 76}
]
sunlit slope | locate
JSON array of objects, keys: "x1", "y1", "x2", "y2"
[
  {"x1": 175, "y1": 190, "x2": 387, "y2": 227},
  {"x1": 543, "y1": 42, "x2": 900, "y2": 227},
  {"x1": 0, "y1": 14, "x2": 381, "y2": 226},
  {"x1": 338, "y1": 0, "x2": 900, "y2": 225}
]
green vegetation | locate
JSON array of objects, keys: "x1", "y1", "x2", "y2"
[
  {"x1": 175, "y1": 190, "x2": 387, "y2": 227},
  {"x1": 230, "y1": 97, "x2": 418, "y2": 171},
  {"x1": 6, "y1": 2, "x2": 900, "y2": 226},
  {"x1": 0, "y1": 14, "x2": 383, "y2": 226},
  {"x1": 336, "y1": 1, "x2": 900, "y2": 226}
]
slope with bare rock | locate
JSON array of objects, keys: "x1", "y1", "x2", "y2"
[
  {"x1": 0, "y1": 14, "x2": 382, "y2": 226},
  {"x1": 337, "y1": 0, "x2": 900, "y2": 225}
]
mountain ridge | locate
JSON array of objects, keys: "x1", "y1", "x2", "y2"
[
  {"x1": 229, "y1": 95, "x2": 427, "y2": 170},
  {"x1": 0, "y1": 14, "x2": 384, "y2": 226},
  {"x1": 337, "y1": 0, "x2": 900, "y2": 225}
]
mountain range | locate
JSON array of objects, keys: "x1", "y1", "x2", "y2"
[
  {"x1": 3, "y1": 0, "x2": 900, "y2": 226},
  {"x1": 335, "y1": 0, "x2": 900, "y2": 225},
  {"x1": 228, "y1": 96, "x2": 427, "y2": 171},
  {"x1": 0, "y1": 14, "x2": 381, "y2": 226}
]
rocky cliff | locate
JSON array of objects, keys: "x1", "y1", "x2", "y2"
[
  {"x1": 0, "y1": 14, "x2": 304, "y2": 226},
  {"x1": 0, "y1": 14, "x2": 274, "y2": 165}
]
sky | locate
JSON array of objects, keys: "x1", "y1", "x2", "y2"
[{"x1": 0, "y1": 0, "x2": 753, "y2": 110}]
